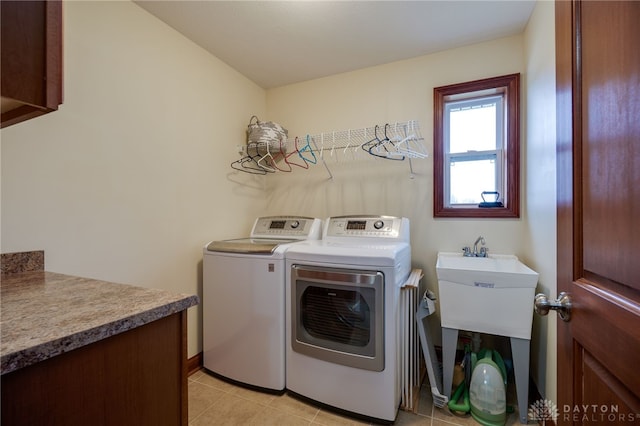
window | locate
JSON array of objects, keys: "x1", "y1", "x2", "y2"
[{"x1": 433, "y1": 74, "x2": 520, "y2": 218}]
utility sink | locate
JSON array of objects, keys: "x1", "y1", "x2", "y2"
[
  {"x1": 437, "y1": 252, "x2": 539, "y2": 424},
  {"x1": 436, "y1": 252, "x2": 539, "y2": 289},
  {"x1": 436, "y1": 252, "x2": 539, "y2": 339}
]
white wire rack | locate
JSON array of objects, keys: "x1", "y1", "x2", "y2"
[{"x1": 234, "y1": 120, "x2": 427, "y2": 179}]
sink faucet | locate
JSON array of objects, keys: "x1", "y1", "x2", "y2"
[
  {"x1": 473, "y1": 236, "x2": 485, "y2": 255},
  {"x1": 462, "y1": 236, "x2": 488, "y2": 257}
]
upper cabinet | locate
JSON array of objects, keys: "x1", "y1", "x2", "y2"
[{"x1": 1, "y1": 0, "x2": 63, "y2": 129}]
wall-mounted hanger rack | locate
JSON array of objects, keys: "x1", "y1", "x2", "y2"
[{"x1": 232, "y1": 120, "x2": 427, "y2": 179}]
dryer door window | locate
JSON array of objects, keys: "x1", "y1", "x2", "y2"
[
  {"x1": 301, "y1": 285, "x2": 373, "y2": 348},
  {"x1": 291, "y1": 265, "x2": 384, "y2": 372}
]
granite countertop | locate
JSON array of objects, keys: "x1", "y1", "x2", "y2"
[{"x1": 1, "y1": 271, "x2": 199, "y2": 375}]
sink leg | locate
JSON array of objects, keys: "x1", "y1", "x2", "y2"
[
  {"x1": 511, "y1": 337, "x2": 531, "y2": 424},
  {"x1": 442, "y1": 327, "x2": 459, "y2": 398}
]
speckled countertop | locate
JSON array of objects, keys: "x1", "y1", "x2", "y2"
[{"x1": 1, "y1": 271, "x2": 199, "y2": 375}]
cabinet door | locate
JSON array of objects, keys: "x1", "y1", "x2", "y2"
[
  {"x1": 1, "y1": 313, "x2": 189, "y2": 426},
  {"x1": 1, "y1": 0, "x2": 62, "y2": 128}
]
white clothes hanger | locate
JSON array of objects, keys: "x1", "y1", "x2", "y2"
[
  {"x1": 393, "y1": 121, "x2": 428, "y2": 159},
  {"x1": 257, "y1": 142, "x2": 277, "y2": 172}
]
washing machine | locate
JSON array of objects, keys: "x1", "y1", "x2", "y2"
[
  {"x1": 203, "y1": 216, "x2": 322, "y2": 391},
  {"x1": 285, "y1": 215, "x2": 411, "y2": 422}
]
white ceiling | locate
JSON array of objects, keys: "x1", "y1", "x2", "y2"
[{"x1": 135, "y1": 1, "x2": 536, "y2": 89}]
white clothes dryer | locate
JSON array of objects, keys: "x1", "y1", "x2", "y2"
[
  {"x1": 285, "y1": 215, "x2": 411, "y2": 422},
  {"x1": 203, "y1": 216, "x2": 322, "y2": 391}
]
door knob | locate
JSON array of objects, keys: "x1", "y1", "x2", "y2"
[{"x1": 534, "y1": 292, "x2": 572, "y2": 322}]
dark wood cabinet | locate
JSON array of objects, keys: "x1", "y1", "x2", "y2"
[
  {"x1": 1, "y1": 312, "x2": 189, "y2": 426},
  {"x1": 1, "y1": 0, "x2": 63, "y2": 128}
]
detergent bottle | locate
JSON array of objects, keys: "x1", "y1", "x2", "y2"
[{"x1": 469, "y1": 349, "x2": 507, "y2": 426}]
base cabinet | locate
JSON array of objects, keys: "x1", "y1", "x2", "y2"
[{"x1": 1, "y1": 312, "x2": 188, "y2": 426}]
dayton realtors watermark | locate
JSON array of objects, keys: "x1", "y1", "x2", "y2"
[
  {"x1": 562, "y1": 404, "x2": 638, "y2": 423},
  {"x1": 529, "y1": 399, "x2": 639, "y2": 423}
]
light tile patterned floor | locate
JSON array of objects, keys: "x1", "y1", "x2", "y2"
[{"x1": 188, "y1": 370, "x2": 524, "y2": 425}]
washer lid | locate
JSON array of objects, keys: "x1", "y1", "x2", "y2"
[{"x1": 206, "y1": 238, "x2": 298, "y2": 254}]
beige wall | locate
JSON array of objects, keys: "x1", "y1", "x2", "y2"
[
  {"x1": 523, "y1": 0, "x2": 557, "y2": 402},
  {"x1": 0, "y1": 1, "x2": 267, "y2": 357}
]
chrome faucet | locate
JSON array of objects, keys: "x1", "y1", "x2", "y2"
[
  {"x1": 462, "y1": 236, "x2": 488, "y2": 257},
  {"x1": 473, "y1": 236, "x2": 485, "y2": 255}
]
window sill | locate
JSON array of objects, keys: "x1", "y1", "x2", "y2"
[{"x1": 434, "y1": 206, "x2": 519, "y2": 218}]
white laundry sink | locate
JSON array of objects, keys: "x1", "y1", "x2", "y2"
[
  {"x1": 436, "y1": 252, "x2": 539, "y2": 339},
  {"x1": 436, "y1": 252, "x2": 539, "y2": 288}
]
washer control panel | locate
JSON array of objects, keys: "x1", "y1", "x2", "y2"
[
  {"x1": 325, "y1": 216, "x2": 405, "y2": 239},
  {"x1": 251, "y1": 216, "x2": 321, "y2": 239}
]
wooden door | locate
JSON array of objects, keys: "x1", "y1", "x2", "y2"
[{"x1": 556, "y1": 1, "x2": 640, "y2": 424}]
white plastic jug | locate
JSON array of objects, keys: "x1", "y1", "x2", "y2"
[{"x1": 469, "y1": 349, "x2": 507, "y2": 426}]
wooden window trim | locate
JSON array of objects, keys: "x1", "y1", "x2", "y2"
[{"x1": 433, "y1": 73, "x2": 520, "y2": 218}]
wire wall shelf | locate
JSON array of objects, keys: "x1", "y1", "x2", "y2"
[{"x1": 232, "y1": 119, "x2": 427, "y2": 179}]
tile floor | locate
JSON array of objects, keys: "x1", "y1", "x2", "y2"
[{"x1": 188, "y1": 370, "x2": 525, "y2": 426}]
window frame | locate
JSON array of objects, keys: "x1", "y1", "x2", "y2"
[{"x1": 433, "y1": 73, "x2": 520, "y2": 218}]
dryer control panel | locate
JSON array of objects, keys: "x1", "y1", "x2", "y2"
[{"x1": 324, "y1": 216, "x2": 408, "y2": 241}]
